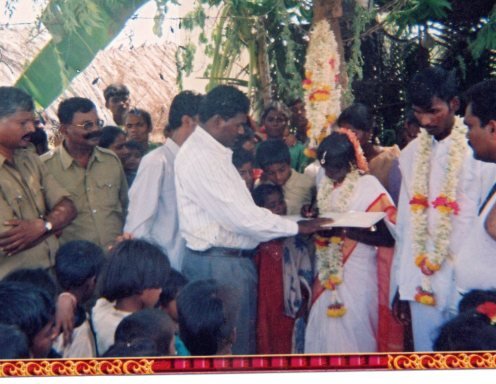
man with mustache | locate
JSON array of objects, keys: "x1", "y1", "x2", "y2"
[
  {"x1": 391, "y1": 67, "x2": 486, "y2": 351},
  {"x1": 42, "y1": 97, "x2": 128, "y2": 250},
  {"x1": 0, "y1": 87, "x2": 76, "y2": 278}
]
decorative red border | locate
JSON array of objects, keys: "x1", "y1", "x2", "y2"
[{"x1": 1, "y1": 352, "x2": 496, "y2": 376}]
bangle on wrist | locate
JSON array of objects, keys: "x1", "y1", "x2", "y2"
[{"x1": 58, "y1": 292, "x2": 77, "y2": 307}]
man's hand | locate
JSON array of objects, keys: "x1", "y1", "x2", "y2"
[
  {"x1": 0, "y1": 219, "x2": 46, "y2": 256},
  {"x1": 107, "y1": 232, "x2": 134, "y2": 252},
  {"x1": 55, "y1": 293, "x2": 77, "y2": 347},
  {"x1": 297, "y1": 218, "x2": 333, "y2": 235}
]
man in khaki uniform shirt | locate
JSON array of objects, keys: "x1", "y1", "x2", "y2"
[
  {"x1": 0, "y1": 87, "x2": 77, "y2": 278},
  {"x1": 42, "y1": 97, "x2": 128, "y2": 250}
]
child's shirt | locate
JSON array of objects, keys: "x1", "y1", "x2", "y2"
[
  {"x1": 174, "y1": 334, "x2": 190, "y2": 356},
  {"x1": 282, "y1": 169, "x2": 315, "y2": 215}
]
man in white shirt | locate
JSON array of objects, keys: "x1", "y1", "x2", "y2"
[
  {"x1": 392, "y1": 67, "x2": 484, "y2": 351},
  {"x1": 174, "y1": 85, "x2": 330, "y2": 354},
  {"x1": 124, "y1": 91, "x2": 203, "y2": 270},
  {"x1": 454, "y1": 80, "x2": 496, "y2": 303}
]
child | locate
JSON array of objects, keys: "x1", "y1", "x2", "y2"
[
  {"x1": 176, "y1": 279, "x2": 238, "y2": 356},
  {"x1": 121, "y1": 140, "x2": 145, "y2": 187},
  {"x1": 157, "y1": 269, "x2": 189, "y2": 356},
  {"x1": 113, "y1": 308, "x2": 176, "y2": 356},
  {"x1": 103, "y1": 338, "x2": 159, "y2": 358},
  {"x1": 0, "y1": 281, "x2": 57, "y2": 358},
  {"x1": 252, "y1": 184, "x2": 313, "y2": 354},
  {"x1": 0, "y1": 324, "x2": 30, "y2": 359},
  {"x1": 256, "y1": 139, "x2": 314, "y2": 215},
  {"x1": 124, "y1": 108, "x2": 160, "y2": 153},
  {"x1": 98, "y1": 125, "x2": 128, "y2": 162},
  {"x1": 3, "y1": 267, "x2": 57, "y2": 299},
  {"x1": 232, "y1": 148, "x2": 256, "y2": 192},
  {"x1": 52, "y1": 240, "x2": 106, "y2": 358},
  {"x1": 304, "y1": 130, "x2": 399, "y2": 354},
  {"x1": 91, "y1": 239, "x2": 170, "y2": 355}
]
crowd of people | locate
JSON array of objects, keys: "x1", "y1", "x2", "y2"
[{"x1": 0, "y1": 65, "x2": 496, "y2": 360}]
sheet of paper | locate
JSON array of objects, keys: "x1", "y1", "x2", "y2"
[{"x1": 285, "y1": 211, "x2": 386, "y2": 228}]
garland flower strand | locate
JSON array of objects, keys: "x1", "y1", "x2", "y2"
[
  {"x1": 410, "y1": 117, "x2": 467, "y2": 306},
  {"x1": 316, "y1": 168, "x2": 361, "y2": 317},
  {"x1": 303, "y1": 19, "x2": 341, "y2": 158}
]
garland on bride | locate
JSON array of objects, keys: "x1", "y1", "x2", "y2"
[{"x1": 409, "y1": 117, "x2": 467, "y2": 306}]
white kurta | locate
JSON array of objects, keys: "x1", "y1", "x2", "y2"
[
  {"x1": 124, "y1": 139, "x2": 186, "y2": 270},
  {"x1": 305, "y1": 175, "x2": 391, "y2": 353}
]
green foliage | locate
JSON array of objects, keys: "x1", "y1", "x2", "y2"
[
  {"x1": 469, "y1": 5, "x2": 496, "y2": 59},
  {"x1": 175, "y1": 42, "x2": 196, "y2": 90}
]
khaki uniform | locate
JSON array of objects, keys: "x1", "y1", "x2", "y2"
[
  {"x1": 0, "y1": 149, "x2": 70, "y2": 277},
  {"x1": 42, "y1": 144, "x2": 128, "y2": 249}
]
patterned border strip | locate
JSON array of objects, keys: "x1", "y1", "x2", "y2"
[{"x1": 0, "y1": 353, "x2": 495, "y2": 376}]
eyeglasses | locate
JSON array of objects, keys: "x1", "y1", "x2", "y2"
[{"x1": 72, "y1": 119, "x2": 104, "y2": 130}]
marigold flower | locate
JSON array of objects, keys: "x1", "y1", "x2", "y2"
[{"x1": 327, "y1": 303, "x2": 346, "y2": 317}]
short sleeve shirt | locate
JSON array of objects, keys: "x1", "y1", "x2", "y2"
[
  {"x1": 41, "y1": 144, "x2": 128, "y2": 249},
  {"x1": 0, "y1": 149, "x2": 70, "y2": 277}
]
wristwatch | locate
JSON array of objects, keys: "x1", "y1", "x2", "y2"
[{"x1": 43, "y1": 220, "x2": 53, "y2": 233}]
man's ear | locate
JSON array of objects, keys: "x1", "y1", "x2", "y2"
[
  {"x1": 449, "y1": 97, "x2": 460, "y2": 113},
  {"x1": 181, "y1": 115, "x2": 194, "y2": 129},
  {"x1": 59, "y1": 124, "x2": 68, "y2": 136},
  {"x1": 488, "y1": 120, "x2": 496, "y2": 136}
]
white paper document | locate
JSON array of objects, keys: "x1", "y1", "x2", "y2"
[{"x1": 286, "y1": 211, "x2": 386, "y2": 228}]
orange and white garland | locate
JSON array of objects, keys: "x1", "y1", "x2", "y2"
[
  {"x1": 410, "y1": 117, "x2": 467, "y2": 306},
  {"x1": 303, "y1": 19, "x2": 341, "y2": 158},
  {"x1": 316, "y1": 168, "x2": 361, "y2": 317}
]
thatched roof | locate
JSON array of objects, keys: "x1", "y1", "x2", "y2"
[{"x1": 0, "y1": 26, "x2": 179, "y2": 143}]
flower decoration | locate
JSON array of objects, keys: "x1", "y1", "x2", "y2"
[
  {"x1": 476, "y1": 302, "x2": 496, "y2": 325},
  {"x1": 409, "y1": 117, "x2": 467, "y2": 305},
  {"x1": 316, "y1": 169, "x2": 361, "y2": 318},
  {"x1": 303, "y1": 19, "x2": 341, "y2": 158},
  {"x1": 336, "y1": 128, "x2": 369, "y2": 172}
]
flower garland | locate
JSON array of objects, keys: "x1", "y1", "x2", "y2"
[
  {"x1": 409, "y1": 117, "x2": 467, "y2": 306},
  {"x1": 316, "y1": 169, "x2": 361, "y2": 317},
  {"x1": 303, "y1": 19, "x2": 341, "y2": 158}
]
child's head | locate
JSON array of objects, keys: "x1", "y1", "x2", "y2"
[
  {"x1": 3, "y1": 267, "x2": 57, "y2": 299},
  {"x1": 0, "y1": 324, "x2": 30, "y2": 359},
  {"x1": 158, "y1": 269, "x2": 189, "y2": 322},
  {"x1": 122, "y1": 140, "x2": 145, "y2": 172},
  {"x1": 55, "y1": 240, "x2": 106, "y2": 301},
  {"x1": 336, "y1": 103, "x2": 374, "y2": 148},
  {"x1": 458, "y1": 289, "x2": 496, "y2": 313},
  {"x1": 177, "y1": 279, "x2": 238, "y2": 356},
  {"x1": 434, "y1": 302, "x2": 496, "y2": 351},
  {"x1": 256, "y1": 139, "x2": 292, "y2": 186},
  {"x1": 260, "y1": 102, "x2": 290, "y2": 139},
  {"x1": 0, "y1": 281, "x2": 56, "y2": 358},
  {"x1": 252, "y1": 184, "x2": 287, "y2": 216},
  {"x1": 114, "y1": 308, "x2": 176, "y2": 356},
  {"x1": 232, "y1": 148, "x2": 255, "y2": 191},
  {"x1": 317, "y1": 130, "x2": 368, "y2": 183},
  {"x1": 99, "y1": 239, "x2": 170, "y2": 308},
  {"x1": 125, "y1": 108, "x2": 153, "y2": 145},
  {"x1": 103, "y1": 338, "x2": 159, "y2": 358}
]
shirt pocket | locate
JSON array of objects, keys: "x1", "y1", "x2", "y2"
[{"x1": 94, "y1": 179, "x2": 122, "y2": 213}]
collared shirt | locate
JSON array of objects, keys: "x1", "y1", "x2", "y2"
[
  {"x1": 0, "y1": 149, "x2": 70, "y2": 277},
  {"x1": 174, "y1": 126, "x2": 298, "y2": 251},
  {"x1": 124, "y1": 139, "x2": 185, "y2": 270},
  {"x1": 41, "y1": 144, "x2": 128, "y2": 249},
  {"x1": 392, "y1": 133, "x2": 484, "y2": 310}
]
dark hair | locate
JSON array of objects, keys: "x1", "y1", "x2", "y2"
[
  {"x1": 408, "y1": 67, "x2": 458, "y2": 109},
  {"x1": 198, "y1": 85, "x2": 250, "y2": 124},
  {"x1": 57, "y1": 97, "x2": 96, "y2": 124},
  {"x1": 3, "y1": 268, "x2": 57, "y2": 299},
  {"x1": 103, "y1": 338, "x2": 159, "y2": 358},
  {"x1": 99, "y1": 126, "x2": 126, "y2": 148},
  {"x1": 103, "y1": 84, "x2": 130, "y2": 103},
  {"x1": 405, "y1": 109, "x2": 420, "y2": 126},
  {"x1": 260, "y1": 101, "x2": 290, "y2": 124},
  {"x1": 232, "y1": 148, "x2": 254, "y2": 169},
  {"x1": 0, "y1": 324, "x2": 30, "y2": 359},
  {"x1": 464, "y1": 79, "x2": 496, "y2": 127},
  {"x1": 158, "y1": 269, "x2": 189, "y2": 307},
  {"x1": 317, "y1": 131, "x2": 356, "y2": 169},
  {"x1": 337, "y1": 103, "x2": 373, "y2": 133},
  {"x1": 252, "y1": 184, "x2": 283, "y2": 208},
  {"x1": 168, "y1": 91, "x2": 203, "y2": 131},
  {"x1": 434, "y1": 309, "x2": 496, "y2": 351},
  {"x1": 0, "y1": 281, "x2": 55, "y2": 345},
  {"x1": 114, "y1": 308, "x2": 175, "y2": 356},
  {"x1": 177, "y1": 279, "x2": 238, "y2": 355},
  {"x1": 127, "y1": 108, "x2": 153, "y2": 131},
  {"x1": 0, "y1": 86, "x2": 34, "y2": 118},
  {"x1": 255, "y1": 139, "x2": 291, "y2": 169},
  {"x1": 122, "y1": 140, "x2": 146, "y2": 156},
  {"x1": 55, "y1": 240, "x2": 105, "y2": 291},
  {"x1": 99, "y1": 239, "x2": 170, "y2": 302},
  {"x1": 458, "y1": 289, "x2": 496, "y2": 313}
]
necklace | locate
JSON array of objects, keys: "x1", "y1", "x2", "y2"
[
  {"x1": 315, "y1": 169, "x2": 360, "y2": 317},
  {"x1": 409, "y1": 117, "x2": 467, "y2": 305}
]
